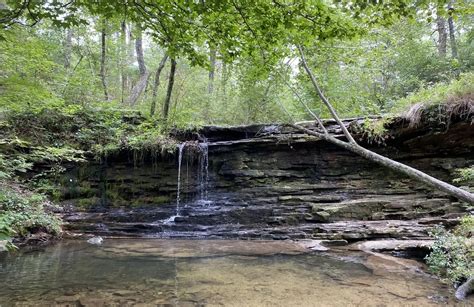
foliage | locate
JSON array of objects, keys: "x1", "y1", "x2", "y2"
[
  {"x1": 426, "y1": 216, "x2": 474, "y2": 285},
  {"x1": 454, "y1": 166, "x2": 474, "y2": 184},
  {"x1": 0, "y1": 152, "x2": 32, "y2": 179},
  {"x1": 0, "y1": 183, "x2": 61, "y2": 244},
  {"x1": 1, "y1": 1, "x2": 472, "y2": 126},
  {"x1": 390, "y1": 73, "x2": 474, "y2": 115},
  {"x1": 0, "y1": 214, "x2": 17, "y2": 251},
  {"x1": 354, "y1": 72, "x2": 474, "y2": 138}
]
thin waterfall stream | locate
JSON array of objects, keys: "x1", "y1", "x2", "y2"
[
  {"x1": 198, "y1": 141, "x2": 209, "y2": 202},
  {"x1": 175, "y1": 142, "x2": 185, "y2": 216},
  {"x1": 163, "y1": 142, "x2": 186, "y2": 224},
  {"x1": 164, "y1": 141, "x2": 210, "y2": 224}
]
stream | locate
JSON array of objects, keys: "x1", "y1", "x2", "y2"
[{"x1": 0, "y1": 239, "x2": 466, "y2": 306}]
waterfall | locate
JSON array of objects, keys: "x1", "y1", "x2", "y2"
[
  {"x1": 164, "y1": 140, "x2": 209, "y2": 225},
  {"x1": 198, "y1": 141, "x2": 209, "y2": 200},
  {"x1": 176, "y1": 142, "x2": 186, "y2": 216}
]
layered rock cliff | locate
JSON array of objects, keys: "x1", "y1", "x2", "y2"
[{"x1": 59, "y1": 117, "x2": 474, "y2": 241}]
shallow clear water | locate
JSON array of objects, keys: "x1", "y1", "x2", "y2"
[{"x1": 0, "y1": 239, "x2": 468, "y2": 306}]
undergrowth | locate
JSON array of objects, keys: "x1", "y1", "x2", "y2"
[
  {"x1": 426, "y1": 215, "x2": 474, "y2": 286},
  {"x1": 357, "y1": 72, "x2": 474, "y2": 142},
  {"x1": 0, "y1": 182, "x2": 61, "y2": 250},
  {"x1": 0, "y1": 103, "x2": 187, "y2": 247},
  {"x1": 454, "y1": 166, "x2": 474, "y2": 185}
]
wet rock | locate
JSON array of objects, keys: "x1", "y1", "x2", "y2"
[
  {"x1": 278, "y1": 195, "x2": 344, "y2": 203},
  {"x1": 0, "y1": 240, "x2": 7, "y2": 252},
  {"x1": 455, "y1": 277, "x2": 474, "y2": 301},
  {"x1": 356, "y1": 239, "x2": 433, "y2": 254},
  {"x1": 297, "y1": 240, "x2": 329, "y2": 251},
  {"x1": 87, "y1": 236, "x2": 103, "y2": 245},
  {"x1": 113, "y1": 290, "x2": 137, "y2": 297},
  {"x1": 173, "y1": 216, "x2": 186, "y2": 223},
  {"x1": 58, "y1": 118, "x2": 473, "y2": 241},
  {"x1": 54, "y1": 295, "x2": 82, "y2": 305},
  {"x1": 320, "y1": 239, "x2": 348, "y2": 246},
  {"x1": 427, "y1": 294, "x2": 449, "y2": 304}
]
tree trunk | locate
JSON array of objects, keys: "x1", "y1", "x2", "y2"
[
  {"x1": 296, "y1": 46, "x2": 474, "y2": 204},
  {"x1": 100, "y1": 21, "x2": 108, "y2": 101},
  {"x1": 120, "y1": 21, "x2": 127, "y2": 104},
  {"x1": 436, "y1": 16, "x2": 447, "y2": 57},
  {"x1": 448, "y1": 1, "x2": 458, "y2": 59},
  {"x1": 163, "y1": 58, "x2": 177, "y2": 120},
  {"x1": 128, "y1": 28, "x2": 148, "y2": 106},
  {"x1": 205, "y1": 48, "x2": 217, "y2": 120},
  {"x1": 135, "y1": 30, "x2": 146, "y2": 76},
  {"x1": 150, "y1": 54, "x2": 168, "y2": 116},
  {"x1": 222, "y1": 60, "x2": 227, "y2": 97},
  {"x1": 64, "y1": 28, "x2": 72, "y2": 69},
  {"x1": 208, "y1": 48, "x2": 216, "y2": 94}
]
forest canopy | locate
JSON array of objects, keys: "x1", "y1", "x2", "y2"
[{"x1": 0, "y1": 0, "x2": 472, "y2": 126}]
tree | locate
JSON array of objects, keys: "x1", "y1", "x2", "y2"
[
  {"x1": 150, "y1": 54, "x2": 168, "y2": 116},
  {"x1": 208, "y1": 48, "x2": 216, "y2": 94},
  {"x1": 99, "y1": 20, "x2": 108, "y2": 101},
  {"x1": 64, "y1": 28, "x2": 72, "y2": 69},
  {"x1": 448, "y1": 1, "x2": 458, "y2": 59},
  {"x1": 120, "y1": 21, "x2": 128, "y2": 104},
  {"x1": 128, "y1": 27, "x2": 149, "y2": 105},
  {"x1": 437, "y1": 16, "x2": 448, "y2": 57},
  {"x1": 163, "y1": 58, "x2": 177, "y2": 120}
]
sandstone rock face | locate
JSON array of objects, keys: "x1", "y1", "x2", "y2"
[{"x1": 59, "y1": 121, "x2": 474, "y2": 240}]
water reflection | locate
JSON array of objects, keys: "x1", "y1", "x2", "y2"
[{"x1": 0, "y1": 239, "x2": 465, "y2": 306}]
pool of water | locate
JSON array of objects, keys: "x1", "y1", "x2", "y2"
[{"x1": 0, "y1": 239, "x2": 467, "y2": 306}]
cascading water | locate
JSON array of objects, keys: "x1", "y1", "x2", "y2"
[
  {"x1": 175, "y1": 142, "x2": 186, "y2": 216},
  {"x1": 163, "y1": 142, "x2": 185, "y2": 224},
  {"x1": 198, "y1": 141, "x2": 209, "y2": 200},
  {"x1": 164, "y1": 140, "x2": 210, "y2": 225}
]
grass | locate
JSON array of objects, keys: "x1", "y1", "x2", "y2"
[
  {"x1": 358, "y1": 73, "x2": 474, "y2": 141},
  {"x1": 390, "y1": 72, "x2": 474, "y2": 125}
]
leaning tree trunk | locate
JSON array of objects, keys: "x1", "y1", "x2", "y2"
[
  {"x1": 150, "y1": 53, "x2": 168, "y2": 116},
  {"x1": 128, "y1": 28, "x2": 149, "y2": 106},
  {"x1": 100, "y1": 21, "x2": 109, "y2": 101},
  {"x1": 296, "y1": 46, "x2": 474, "y2": 204},
  {"x1": 163, "y1": 58, "x2": 177, "y2": 120}
]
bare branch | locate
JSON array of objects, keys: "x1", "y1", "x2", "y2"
[
  {"x1": 277, "y1": 70, "x2": 328, "y2": 134},
  {"x1": 297, "y1": 45, "x2": 356, "y2": 144}
]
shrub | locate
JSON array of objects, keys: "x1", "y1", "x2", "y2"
[
  {"x1": 426, "y1": 216, "x2": 474, "y2": 285},
  {"x1": 0, "y1": 183, "x2": 61, "y2": 241}
]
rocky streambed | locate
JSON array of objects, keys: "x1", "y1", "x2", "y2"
[
  {"x1": 0, "y1": 239, "x2": 466, "y2": 306},
  {"x1": 57, "y1": 116, "x2": 473, "y2": 242}
]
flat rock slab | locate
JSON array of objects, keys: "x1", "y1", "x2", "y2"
[
  {"x1": 355, "y1": 239, "x2": 434, "y2": 252},
  {"x1": 96, "y1": 239, "x2": 310, "y2": 258}
]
